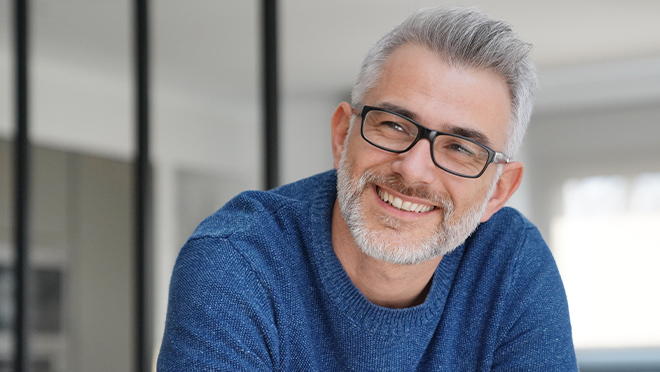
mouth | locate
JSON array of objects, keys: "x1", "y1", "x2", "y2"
[{"x1": 376, "y1": 186, "x2": 436, "y2": 213}]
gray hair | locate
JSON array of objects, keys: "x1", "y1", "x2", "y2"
[{"x1": 351, "y1": 6, "x2": 537, "y2": 159}]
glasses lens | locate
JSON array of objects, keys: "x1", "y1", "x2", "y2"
[
  {"x1": 362, "y1": 110, "x2": 418, "y2": 151},
  {"x1": 433, "y1": 135, "x2": 490, "y2": 177}
]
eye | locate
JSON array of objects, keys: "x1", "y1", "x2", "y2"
[
  {"x1": 382, "y1": 121, "x2": 406, "y2": 132},
  {"x1": 447, "y1": 142, "x2": 476, "y2": 157}
]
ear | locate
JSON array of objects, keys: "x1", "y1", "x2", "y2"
[
  {"x1": 331, "y1": 102, "x2": 354, "y2": 170},
  {"x1": 480, "y1": 162, "x2": 524, "y2": 222}
]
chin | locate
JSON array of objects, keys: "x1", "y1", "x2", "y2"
[{"x1": 349, "y1": 210, "x2": 479, "y2": 265}]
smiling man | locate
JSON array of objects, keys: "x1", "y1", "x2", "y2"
[{"x1": 158, "y1": 6, "x2": 577, "y2": 372}]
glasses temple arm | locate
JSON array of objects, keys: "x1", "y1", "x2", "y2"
[{"x1": 493, "y1": 152, "x2": 509, "y2": 164}]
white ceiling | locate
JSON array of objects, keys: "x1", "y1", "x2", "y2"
[
  {"x1": 280, "y1": 0, "x2": 660, "y2": 94},
  {"x1": 4, "y1": 0, "x2": 659, "y2": 97}
]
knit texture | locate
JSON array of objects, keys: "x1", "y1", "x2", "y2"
[{"x1": 157, "y1": 170, "x2": 577, "y2": 371}]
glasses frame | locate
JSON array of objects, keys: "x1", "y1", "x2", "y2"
[{"x1": 359, "y1": 105, "x2": 509, "y2": 179}]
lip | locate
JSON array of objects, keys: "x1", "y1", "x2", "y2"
[{"x1": 372, "y1": 185, "x2": 437, "y2": 216}]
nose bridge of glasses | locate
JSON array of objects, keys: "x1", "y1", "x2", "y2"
[
  {"x1": 412, "y1": 125, "x2": 443, "y2": 163},
  {"x1": 404, "y1": 129, "x2": 436, "y2": 165},
  {"x1": 418, "y1": 124, "x2": 437, "y2": 142}
]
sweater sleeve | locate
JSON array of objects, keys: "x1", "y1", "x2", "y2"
[
  {"x1": 157, "y1": 236, "x2": 279, "y2": 371},
  {"x1": 490, "y1": 225, "x2": 578, "y2": 372}
]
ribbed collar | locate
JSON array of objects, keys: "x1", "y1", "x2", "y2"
[{"x1": 309, "y1": 170, "x2": 464, "y2": 334}]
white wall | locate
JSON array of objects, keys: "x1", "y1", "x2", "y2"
[{"x1": 528, "y1": 57, "x2": 660, "y2": 238}]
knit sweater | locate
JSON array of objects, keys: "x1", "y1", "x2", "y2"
[{"x1": 157, "y1": 170, "x2": 577, "y2": 371}]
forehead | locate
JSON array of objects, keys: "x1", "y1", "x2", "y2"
[{"x1": 363, "y1": 44, "x2": 512, "y2": 149}]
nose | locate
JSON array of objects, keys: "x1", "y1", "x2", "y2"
[{"x1": 390, "y1": 139, "x2": 437, "y2": 185}]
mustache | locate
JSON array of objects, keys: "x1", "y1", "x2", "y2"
[{"x1": 358, "y1": 169, "x2": 453, "y2": 210}]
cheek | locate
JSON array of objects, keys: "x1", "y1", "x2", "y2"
[
  {"x1": 345, "y1": 138, "x2": 392, "y2": 173},
  {"x1": 443, "y1": 177, "x2": 490, "y2": 212}
]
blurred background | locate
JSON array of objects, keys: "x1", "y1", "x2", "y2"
[{"x1": 0, "y1": 0, "x2": 659, "y2": 371}]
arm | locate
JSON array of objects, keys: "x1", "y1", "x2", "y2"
[{"x1": 157, "y1": 237, "x2": 279, "y2": 371}]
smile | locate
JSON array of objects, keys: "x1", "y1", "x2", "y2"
[{"x1": 376, "y1": 186, "x2": 436, "y2": 213}]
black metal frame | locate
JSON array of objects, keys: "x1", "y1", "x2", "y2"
[
  {"x1": 262, "y1": 0, "x2": 279, "y2": 190},
  {"x1": 134, "y1": 0, "x2": 150, "y2": 371},
  {"x1": 13, "y1": 0, "x2": 30, "y2": 371}
]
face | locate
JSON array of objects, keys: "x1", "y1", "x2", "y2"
[{"x1": 334, "y1": 44, "x2": 512, "y2": 265}]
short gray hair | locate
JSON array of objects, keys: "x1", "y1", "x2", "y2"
[{"x1": 351, "y1": 6, "x2": 537, "y2": 158}]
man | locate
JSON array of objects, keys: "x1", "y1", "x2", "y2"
[{"x1": 158, "y1": 6, "x2": 577, "y2": 371}]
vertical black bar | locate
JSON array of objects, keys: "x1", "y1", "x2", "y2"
[
  {"x1": 262, "y1": 0, "x2": 279, "y2": 190},
  {"x1": 13, "y1": 0, "x2": 30, "y2": 371},
  {"x1": 134, "y1": 0, "x2": 150, "y2": 370}
]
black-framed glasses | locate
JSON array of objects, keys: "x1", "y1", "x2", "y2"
[{"x1": 359, "y1": 105, "x2": 509, "y2": 178}]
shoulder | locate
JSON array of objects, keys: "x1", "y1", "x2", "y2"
[
  {"x1": 189, "y1": 170, "x2": 336, "y2": 241},
  {"x1": 172, "y1": 169, "x2": 337, "y2": 293},
  {"x1": 476, "y1": 207, "x2": 543, "y2": 244},
  {"x1": 468, "y1": 207, "x2": 549, "y2": 266},
  {"x1": 162, "y1": 236, "x2": 281, "y2": 370},
  {"x1": 460, "y1": 207, "x2": 562, "y2": 299},
  {"x1": 455, "y1": 207, "x2": 568, "y2": 325},
  {"x1": 455, "y1": 208, "x2": 577, "y2": 370},
  {"x1": 161, "y1": 170, "x2": 338, "y2": 370}
]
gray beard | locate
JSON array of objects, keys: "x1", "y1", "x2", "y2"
[{"x1": 336, "y1": 148, "x2": 497, "y2": 265}]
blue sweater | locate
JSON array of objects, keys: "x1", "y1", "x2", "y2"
[{"x1": 158, "y1": 170, "x2": 577, "y2": 371}]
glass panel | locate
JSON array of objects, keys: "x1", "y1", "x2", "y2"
[
  {"x1": 27, "y1": 0, "x2": 135, "y2": 371},
  {"x1": 280, "y1": 1, "x2": 349, "y2": 185},
  {"x1": 151, "y1": 0, "x2": 260, "y2": 363}
]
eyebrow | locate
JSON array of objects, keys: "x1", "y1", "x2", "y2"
[
  {"x1": 375, "y1": 102, "x2": 493, "y2": 147},
  {"x1": 378, "y1": 102, "x2": 421, "y2": 123},
  {"x1": 444, "y1": 125, "x2": 492, "y2": 147}
]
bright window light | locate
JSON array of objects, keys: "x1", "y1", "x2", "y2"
[{"x1": 552, "y1": 173, "x2": 660, "y2": 349}]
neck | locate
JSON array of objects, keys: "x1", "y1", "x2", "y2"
[{"x1": 331, "y1": 200, "x2": 442, "y2": 308}]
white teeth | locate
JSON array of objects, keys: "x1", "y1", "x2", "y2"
[{"x1": 377, "y1": 187, "x2": 434, "y2": 213}]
